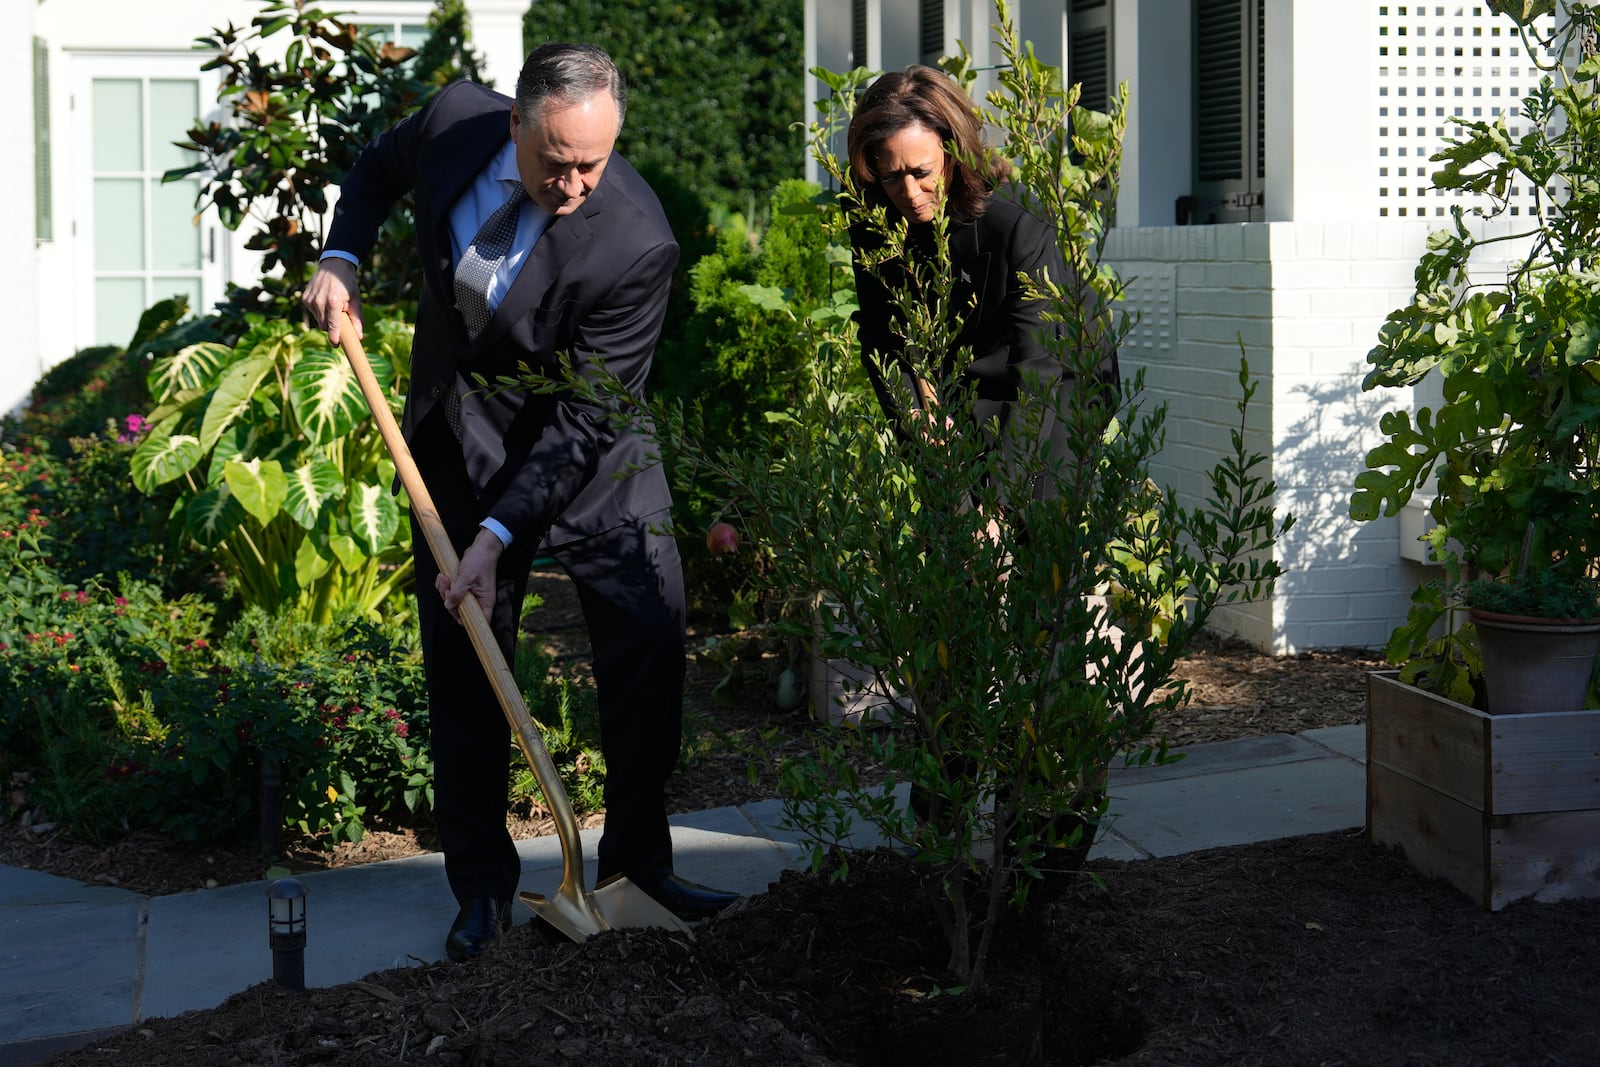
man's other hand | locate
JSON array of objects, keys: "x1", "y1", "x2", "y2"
[{"x1": 437, "y1": 528, "x2": 506, "y2": 625}]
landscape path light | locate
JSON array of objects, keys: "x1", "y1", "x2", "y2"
[{"x1": 266, "y1": 876, "x2": 307, "y2": 991}]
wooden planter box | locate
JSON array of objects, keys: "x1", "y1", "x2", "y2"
[{"x1": 1366, "y1": 671, "x2": 1600, "y2": 910}]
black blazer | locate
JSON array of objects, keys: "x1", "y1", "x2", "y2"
[
  {"x1": 850, "y1": 191, "x2": 1118, "y2": 498},
  {"x1": 327, "y1": 81, "x2": 679, "y2": 545}
]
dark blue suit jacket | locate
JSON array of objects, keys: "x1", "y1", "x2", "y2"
[{"x1": 328, "y1": 80, "x2": 678, "y2": 546}]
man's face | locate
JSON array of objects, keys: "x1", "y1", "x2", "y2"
[{"x1": 510, "y1": 93, "x2": 620, "y2": 217}]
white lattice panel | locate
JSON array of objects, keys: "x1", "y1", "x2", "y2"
[{"x1": 1375, "y1": 3, "x2": 1560, "y2": 219}]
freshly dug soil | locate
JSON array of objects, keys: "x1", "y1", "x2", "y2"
[{"x1": 42, "y1": 832, "x2": 1600, "y2": 1066}]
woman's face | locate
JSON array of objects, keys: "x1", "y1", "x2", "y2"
[{"x1": 872, "y1": 124, "x2": 949, "y2": 223}]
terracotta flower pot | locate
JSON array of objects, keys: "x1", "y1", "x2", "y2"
[{"x1": 1468, "y1": 607, "x2": 1600, "y2": 715}]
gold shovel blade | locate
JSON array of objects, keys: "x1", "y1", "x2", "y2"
[{"x1": 520, "y1": 874, "x2": 690, "y2": 942}]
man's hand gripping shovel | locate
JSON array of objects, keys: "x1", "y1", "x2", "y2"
[{"x1": 336, "y1": 312, "x2": 689, "y2": 942}]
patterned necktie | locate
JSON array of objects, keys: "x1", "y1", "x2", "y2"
[{"x1": 454, "y1": 183, "x2": 529, "y2": 340}]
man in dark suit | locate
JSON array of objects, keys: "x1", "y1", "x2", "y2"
[{"x1": 304, "y1": 43, "x2": 736, "y2": 962}]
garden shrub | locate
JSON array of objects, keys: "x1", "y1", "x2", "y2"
[{"x1": 628, "y1": 2, "x2": 1294, "y2": 993}]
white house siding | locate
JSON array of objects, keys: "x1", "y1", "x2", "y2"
[
  {"x1": 6, "y1": 0, "x2": 526, "y2": 417},
  {"x1": 3, "y1": 2, "x2": 42, "y2": 419}
]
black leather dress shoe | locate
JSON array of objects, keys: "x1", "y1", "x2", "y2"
[
  {"x1": 640, "y1": 873, "x2": 740, "y2": 921},
  {"x1": 445, "y1": 897, "x2": 512, "y2": 962}
]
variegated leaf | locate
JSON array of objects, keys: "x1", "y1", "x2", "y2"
[
  {"x1": 284, "y1": 458, "x2": 346, "y2": 529},
  {"x1": 199, "y1": 353, "x2": 276, "y2": 451},
  {"x1": 186, "y1": 484, "x2": 247, "y2": 548},
  {"x1": 290, "y1": 347, "x2": 370, "y2": 445},
  {"x1": 209, "y1": 421, "x2": 293, "y2": 487},
  {"x1": 347, "y1": 482, "x2": 400, "y2": 555},
  {"x1": 129, "y1": 413, "x2": 204, "y2": 492},
  {"x1": 146, "y1": 341, "x2": 231, "y2": 401},
  {"x1": 223, "y1": 457, "x2": 288, "y2": 527}
]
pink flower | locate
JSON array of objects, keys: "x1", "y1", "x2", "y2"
[{"x1": 394, "y1": 722, "x2": 409, "y2": 738}]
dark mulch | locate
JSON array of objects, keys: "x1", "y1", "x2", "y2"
[{"x1": 42, "y1": 832, "x2": 1600, "y2": 1066}]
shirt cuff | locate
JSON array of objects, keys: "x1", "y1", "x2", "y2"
[
  {"x1": 480, "y1": 517, "x2": 513, "y2": 547},
  {"x1": 320, "y1": 249, "x2": 360, "y2": 267}
]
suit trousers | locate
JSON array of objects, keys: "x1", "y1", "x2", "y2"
[{"x1": 411, "y1": 409, "x2": 686, "y2": 904}]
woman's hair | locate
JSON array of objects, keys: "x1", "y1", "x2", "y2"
[
  {"x1": 516, "y1": 43, "x2": 628, "y2": 131},
  {"x1": 846, "y1": 65, "x2": 995, "y2": 222}
]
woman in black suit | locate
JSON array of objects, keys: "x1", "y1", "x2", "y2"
[{"x1": 845, "y1": 65, "x2": 1118, "y2": 494}]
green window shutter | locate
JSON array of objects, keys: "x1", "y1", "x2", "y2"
[
  {"x1": 34, "y1": 37, "x2": 52, "y2": 242},
  {"x1": 920, "y1": 0, "x2": 944, "y2": 65},
  {"x1": 1069, "y1": 0, "x2": 1112, "y2": 116},
  {"x1": 851, "y1": 0, "x2": 868, "y2": 69},
  {"x1": 1188, "y1": 0, "x2": 1264, "y2": 223}
]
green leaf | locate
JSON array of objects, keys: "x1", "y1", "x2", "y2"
[
  {"x1": 739, "y1": 284, "x2": 791, "y2": 312},
  {"x1": 284, "y1": 457, "x2": 346, "y2": 529},
  {"x1": 199, "y1": 352, "x2": 276, "y2": 451},
  {"x1": 346, "y1": 482, "x2": 400, "y2": 555},
  {"x1": 147, "y1": 341, "x2": 231, "y2": 400},
  {"x1": 130, "y1": 414, "x2": 204, "y2": 492},
  {"x1": 289, "y1": 346, "x2": 371, "y2": 445},
  {"x1": 294, "y1": 536, "x2": 333, "y2": 586},
  {"x1": 328, "y1": 533, "x2": 364, "y2": 572},
  {"x1": 223, "y1": 457, "x2": 288, "y2": 526},
  {"x1": 186, "y1": 484, "x2": 247, "y2": 548}
]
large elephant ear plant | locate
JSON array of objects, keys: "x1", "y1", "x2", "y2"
[
  {"x1": 131, "y1": 316, "x2": 417, "y2": 621},
  {"x1": 1351, "y1": 0, "x2": 1600, "y2": 703}
]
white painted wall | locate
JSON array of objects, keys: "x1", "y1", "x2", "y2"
[
  {"x1": 1116, "y1": 0, "x2": 1190, "y2": 229},
  {"x1": 1273, "y1": 0, "x2": 1377, "y2": 222},
  {"x1": 2, "y1": 1, "x2": 41, "y2": 419},
  {"x1": 1109, "y1": 216, "x2": 1534, "y2": 652}
]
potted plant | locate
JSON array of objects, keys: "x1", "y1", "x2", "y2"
[
  {"x1": 1354, "y1": 2, "x2": 1600, "y2": 909},
  {"x1": 1463, "y1": 552, "x2": 1600, "y2": 714},
  {"x1": 1351, "y1": 1, "x2": 1600, "y2": 713}
]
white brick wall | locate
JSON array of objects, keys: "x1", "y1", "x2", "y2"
[{"x1": 1106, "y1": 214, "x2": 1534, "y2": 653}]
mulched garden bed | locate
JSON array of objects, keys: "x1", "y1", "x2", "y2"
[{"x1": 42, "y1": 831, "x2": 1600, "y2": 1066}]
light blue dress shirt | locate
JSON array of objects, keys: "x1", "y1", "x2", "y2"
[{"x1": 321, "y1": 140, "x2": 552, "y2": 549}]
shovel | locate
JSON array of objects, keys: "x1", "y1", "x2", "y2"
[{"x1": 335, "y1": 311, "x2": 689, "y2": 942}]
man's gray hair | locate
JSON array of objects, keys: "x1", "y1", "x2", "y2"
[{"x1": 515, "y1": 43, "x2": 627, "y2": 130}]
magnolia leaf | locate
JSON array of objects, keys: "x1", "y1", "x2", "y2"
[
  {"x1": 199, "y1": 352, "x2": 276, "y2": 451},
  {"x1": 129, "y1": 414, "x2": 204, "y2": 492},
  {"x1": 289, "y1": 347, "x2": 370, "y2": 445},
  {"x1": 185, "y1": 484, "x2": 247, "y2": 548},
  {"x1": 223, "y1": 457, "x2": 288, "y2": 526},
  {"x1": 147, "y1": 341, "x2": 231, "y2": 401},
  {"x1": 284, "y1": 457, "x2": 346, "y2": 529},
  {"x1": 346, "y1": 481, "x2": 400, "y2": 555}
]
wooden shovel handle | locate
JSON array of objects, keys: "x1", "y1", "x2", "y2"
[{"x1": 335, "y1": 313, "x2": 587, "y2": 889}]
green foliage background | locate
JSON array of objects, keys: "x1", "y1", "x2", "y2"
[{"x1": 519, "y1": 0, "x2": 805, "y2": 252}]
